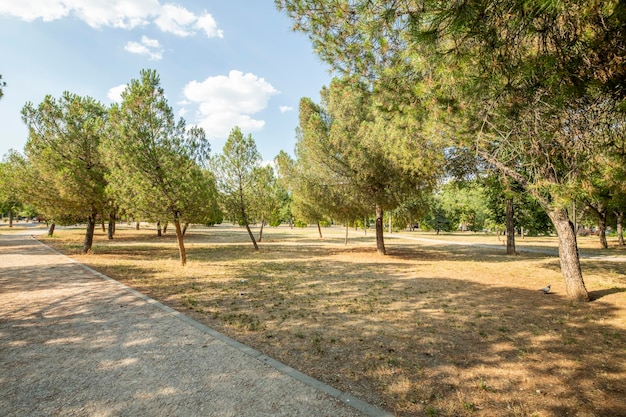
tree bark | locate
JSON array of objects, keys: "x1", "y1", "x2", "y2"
[
  {"x1": 244, "y1": 221, "x2": 259, "y2": 250},
  {"x1": 506, "y1": 198, "x2": 516, "y2": 255},
  {"x1": 317, "y1": 221, "x2": 323, "y2": 238},
  {"x1": 135, "y1": 219, "x2": 140, "y2": 230},
  {"x1": 547, "y1": 208, "x2": 589, "y2": 301},
  {"x1": 107, "y1": 210, "x2": 115, "y2": 240},
  {"x1": 375, "y1": 204, "x2": 386, "y2": 255},
  {"x1": 239, "y1": 183, "x2": 258, "y2": 250},
  {"x1": 157, "y1": 220, "x2": 162, "y2": 237},
  {"x1": 173, "y1": 216, "x2": 187, "y2": 266},
  {"x1": 163, "y1": 221, "x2": 168, "y2": 234},
  {"x1": 258, "y1": 220, "x2": 265, "y2": 242},
  {"x1": 47, "y1": 223, "x2": 56, "y2": 237},
  {"x1": 182, "y1": 222, "x2": 189, "y2": 236},
  {"x1": 82, "y1": 212, "x2": 97, "y2": 254},
  {"x1": 616, "y1": 211, "x2": 624, "y2": 246},
  {"x1": 588, "y1": 203, "x2": 608, "y2": 249}
]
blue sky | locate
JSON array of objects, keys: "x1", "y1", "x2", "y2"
[{"x1": 0, "y1": 1, "x2": 333, "y2": 162}]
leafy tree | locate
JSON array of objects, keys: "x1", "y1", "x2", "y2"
[
  {"x1": 106, "y1": 69, "x2": 213, "y2": 265},
  {"x1": 211, "y1": 126, "x2": 262, "y2": 250},
  {"x1": 22, "y1": 92, "x2": 108, "y2": 252},
  {"x1": 250, "y1": 164, "x2": 280, "y2": 241},
  {"x1": 277, "y1": 0, "x2": 626, "y2": 301},
  {"x1": 0, "y1": 153, "x2": 24, "y2": 227},
  {"x1": 296, "y1": 78, "x2": 443, "y2": 254},
  {"x1": 421, "y1": 194, "x2": 454, "y2": 235}
]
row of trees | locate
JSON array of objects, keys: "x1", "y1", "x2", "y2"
[
  {"x1": 0, "y1": 70, "x2": 292, "y2": 265},
  {"x1": 276, "y1": 0, "x2": 626, "y2": 301}
]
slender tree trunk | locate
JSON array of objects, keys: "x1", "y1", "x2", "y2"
[
  {"x1": 506, "y1": 198, "x2": 516, "y2": 255},
  {"x1": 173, "y1": 216, "x2": 187, "y2": 266},
  {"x1": 364, "y1": 216, "x2": 367, "y2": 235},
  {"x1": 388, "y1": 211, "x2": 393, "y2": 234},
  {"x1": 239, "y1": 183, "x2": 258, "y2": 250},
  {"x1": 616, "y1": 211, "x2": 624, "y2": 246},
  {"x1": 48, "y1": 223, "x2": 56, "y2": 237},
  {"x1": 182, "y1": 223, "x2": 189, "y2": 236},
  {"x1": 157, "y1": 220, "x2": 162, "y2": 237},
  {"x1": 101, "y1": 219, "x2": 106, "y2": 232},
  {"x1": 135, "y1": 219, "x2": 140, "y2": 230},
  {"x1": 588, "y1": 203, "x2": 608, "y2": 249},
  {"x1": 107, "y1": 210, "x2": 116, "y2": 240},
  {"x1": 317, "y1": 221, "x2": 323, "y2": 238},
  {"x1": 258, "y1": 220, "x2": 265, "y2": 242},
  {"x1": 345, "y1": 223, "x2": 349, "y2": 245},
  {"x1": 82, "y1": 212, "x2": 97, "y2": 254},
  {"x1": 163, "y1": 221, "x2": 168, "y2": 234},
  {"x1": 375, "y1": 204, "x2": 386, "y2": 255},
  {"x1": 547, "y1": 208, "x2": 589, "y2": 301},
  {"x1": 244, "y1": 221, "x2": 259, "y2": 250},
  {"x1": 9, "y1": 209, "x2": 13, "y2": 227}
]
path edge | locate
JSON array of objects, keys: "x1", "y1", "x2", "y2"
[{"x1": 30, "y1": 236, "x2": 395, "y2": 417}]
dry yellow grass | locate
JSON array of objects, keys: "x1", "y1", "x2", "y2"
[{"x1": 41, "y1": 224, "x2": 626, "y2": 417}]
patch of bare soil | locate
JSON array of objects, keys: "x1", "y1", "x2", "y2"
[{"x1": 43, "y1": 226, "x2": 626, "y2": 417}]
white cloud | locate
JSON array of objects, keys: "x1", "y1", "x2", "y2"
[
  {"x1": 0, "y1": 0, "x2": 222, "y2": 37},
  {"x1": 107, "y1": 84, "x2": 127, "y2": 103},
  {"x1": 279, "y1": 105, "x2": 294, "y2": 113},
  {"x1": 154, "y1": 3, "x2": 196, "y2": 36},
  {"x1": 195, "y1": 12, "x2": 224, "y2": 38},
  {"x1": 183, "y1": 70, "x2": 279, "y2": 139},
  {"x1": 124, "y1": 36, "x2": 163, "y2": 60}
]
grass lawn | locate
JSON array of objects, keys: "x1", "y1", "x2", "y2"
[{"x1": 40, "y1": 224, "x2": 625, "y2": 417}]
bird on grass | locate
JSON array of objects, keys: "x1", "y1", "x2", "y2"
[{"x1": 539, "y1": 284, "x2": 551, "y2": 294}]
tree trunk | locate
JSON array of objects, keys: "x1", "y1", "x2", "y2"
[
  {"x1": 163, "y1": 221, "x2": 168, "y2": 234},
  {"x1": 135, "y1": 219, "x2": 140, "y2": 230},
  {"x1": 375, "y1": 204, "x2": 386, "y2": 255},
  {"x1": 107, "y1": 210, "x2": 115, "y2": 240},
  {"x1": 101, "y1": 219, "x2": 106, "y2": 232},
  {"x1": 588, "y1": 203, "x2": 608, "y2": 249},
  {"x1": 317, "y1": 221, "x2": 323, "y2": 238},
  {"x1": 547, "y1": 208, "x2": 589, "y2": 301},
  {"x1": 598, "y1": 211, "x2": 608, "y2": 249},
  {"x1": 82, "y1": 212, "x2": 97, "y2": 254},
  {"x1": 258, "y1": 220, "x2": 265, "y2": 242},
  {"x1": 48, "y1": 223, "x2": 56, "y2": 237},
  {"x1": 506, "y1": 199, "x2": 516, "y2": 255},
  {"x1": 245, "y1": 221, "x2": 259, "y2": 250},
  {"x1": 239, "y1": 183, "x2": 258, "y2": 250},
  {"x1": 364, "y1": 216, "x2": 367, "y2": 235},
  {"x1": 173, "y1": 216, "x2": 187, "y2": 266},
  {"x1": 616, "y1": 211, "x2": 624, "y2": 246},
  {"x1": 182, "y1": 222, "x2": 189, "y2": 236},
  {"x1": 9, "y1": 209, "x2": 13, "y2": 227},
  {"x1": 345, "y1": 223, "x2": 349, "y2": 245},
  {"x1": 388, "y1": 211, "x2": 392, "y2": 234},
  {"x1": 157, "y1": 220, "x2": 162, "y2": 237}
]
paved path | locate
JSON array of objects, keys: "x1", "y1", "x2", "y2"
[{"x1": 0, "y1": 232, "x2": 393, "y2": 417}]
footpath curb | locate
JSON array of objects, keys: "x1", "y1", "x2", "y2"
[{"x1": 30, "y1": 236, "x2": 395, "y2": 417}]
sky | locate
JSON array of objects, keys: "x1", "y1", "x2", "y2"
[{"x1": 0, "y1": 0, "x2": 333, "y2": 162}]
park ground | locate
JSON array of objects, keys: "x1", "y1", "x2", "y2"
[{"x1": 7, "y1": 223, "x2": 625, "y2": 417}]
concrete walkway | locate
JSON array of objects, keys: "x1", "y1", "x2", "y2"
[{"x1": 0, "y1": 232, "x2": 393, "y2": 417}]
